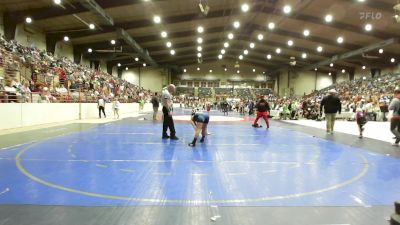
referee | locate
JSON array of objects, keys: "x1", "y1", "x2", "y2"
[{"x1": 161, "y1": 84, "x2": 179, "y2": 140}]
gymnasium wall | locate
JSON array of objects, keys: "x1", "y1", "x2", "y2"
[
  {"x1": 0, "y1": 103, "x2": 154, "y2": 130},
  {"x1": 178, "y1": 60, "x2": 268, "y2": 85},
  {"x1": 277, "y1": 70, "x2": 334, "y2": 97},
  {"x1": 122, "y1": 67, "x2": 166, "y2": 92},
  {"x1": 15, "y1": 24, "x2": 46, "y2": 51},
  {"x1": 54, "y1": 41, "x2": 74, "y2": 61}
]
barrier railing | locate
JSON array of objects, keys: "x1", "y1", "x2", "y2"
[{"x1": 0, "y1": 90, "x2": 140, "y2": 103}]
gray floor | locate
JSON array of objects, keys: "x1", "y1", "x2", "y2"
[
  {"x1": 0, "y1": 205, "x2": 393, "y2": 225},
  {"x1": 0, "y1": 119, "x2": 398, "y2": 225}
]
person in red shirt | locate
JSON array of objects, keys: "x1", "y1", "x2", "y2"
[{"x1": 252, "y1": 95, "x2": 271, "y2": 129}]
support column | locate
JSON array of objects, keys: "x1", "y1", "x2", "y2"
[
  {"x1": 106, "y1": 62, "x2": 113, "y2": 75},
  {"x1": 93, "y1": 60, "x2": 100, "y2": 70},
  {"x1": 3, "y1": 12, "x2": 16, "y2": 41},
  {"x1": 73, "y1": 47, "x2": 82, "y2": 65},
  {"x1": 349, "y1": 69, "x2": 355, "y2": 81},
  {"x1": 370, "y1": 68, "x2": 381, "y2": 78},
  {"x1": 314, "y1": 70, "x2": 318, "y2": 91},
  {"x1": 117, "y1": 67, "x2": 122, "y2": 78},
  {"x1": 332, "y1": 72, "x2": 337, "y2": 84},
  {"x1": 45, "y1": 35, "x2": 58, "y2": 55}
]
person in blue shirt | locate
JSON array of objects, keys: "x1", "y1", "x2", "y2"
[{"x1": 188, "y1": 110, "x2": 210, "y2": 147}]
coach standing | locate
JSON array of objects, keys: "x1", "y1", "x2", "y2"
[
  {"x1": 161, "y1": 84, "x2": 179, "y2": 140},
  {"x1": 320, "y1": 89, "x2": 341, "y2": 134}
]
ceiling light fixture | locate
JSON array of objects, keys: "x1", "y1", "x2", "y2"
[
  {"x1": 391, "y1": 58, "x2": 396, "y2": 63},
  {"x1": 170, "y1": 49, "x2": 175, "y2": 55},
  {"x1": 302, "y1": 53, "x2": 307, "y2": 59},
  {"x1": 287, "y1": 40, "x2": 294, "y2": 46},
  {"x1": 111, "y1": 40, "x2": 116, "y2": 45},
  {"x1": 197, "y1": 46, "x2": 202, "y2": 52},
  {"x1": 166, "y1": 41, "x2": 172, "y2": 48},
  {"x1": 135, "y1": 57, "x2": 139, "y2": 61},
  {"x1": 63, "y1": 36, "x2": 69, "y2": 42},
  {"x1": 89, "y1": 23, "x2": 95, "y2": 29},
  {"x1": 197, "y1": 26, "x2": 204, "y2": 33},
  {"x1": 239, "y1": 55, "x2": 243, "y2": 60},
  {"x1": 244, "y1": 49, "x2": 249, "y2": 55},
  {"x1": 267, "y1": 54, "x2": 272, "y2": 60},
  {"x1": 88, "y1": 48, "x2": 93, "y2": 53},
  {"x1": 233, "y1": 21, "x2": 240, "y2": 29},
  {"x1": 257, "y1": 34, "x2": 264, "y2": 41},
  {"x1": 268, "y1": 22, "x2": 275, "y2": 30},
  {"x1": 362, "y1": 66, "x2": 366, "y2": 70},
  {"x1": 197, "y1": 37, "x2": 203, "y2": 44},
  {"x1": 197, "y1": 53, "x2": 202, "y2": 58},
  {"x1": 143, "y1": 63, "x2": 147, "y2": 67},
  {"x1": 250, "y1": 43, "x2": 255, "y2": 48},
  {"x1": 218, "y1": 54, "x2": 223, "y2": 59},
  {"x1": 25, "y1": 17, "x2": 33, "y2": 24},
  {"x1": 337, "y1": 36, "x2": 344, "y2": 44},
  {"x1": 117, "y1": 63, "x2": 121, "y2": 67},
  {"x1": 153, "y1": 15, "x2": 161, "y2": 24},
  {"x1": 241, "y1": 3, "x2": 250, "y2": 12},
  {"x1": 228, "y1": 33, "x2": 234, "y2": 39},
  {"x1": 379, "y1": 49, "x2": 384, "y2": 54},
  {"x1": 303, "y1": 29, "x2": 310, "y2": 37},
  {"x1": 276, "y1": 48, "x2": 281, "y2": 54},
  {"x1": 283, "y1": 5, "x2": 292, "y2": 14},
  {"x1": 364, "y1": 23, "x2": 372, "y2": 31},
  {"x1": 221, "y1": 49, "x2": 226, "y2": 54},
  {"x1": 317, "y1": 46, "x2": 323, "y2": 52},
  {"x1": 161, "y1": 31, "x2": 167, "y2": 38},
  {"x1": 325, "y1": 14, "x2": 333, "y2": 23},
  {"x1": 224, "y1": 42, "x2": 229, "y2": 48},
  {"x1": 330, "y1": 63, "x2": 334, "y2": 67},
  {"x1": 54, "y1": 0, "x2": 61, "y2": 4}
]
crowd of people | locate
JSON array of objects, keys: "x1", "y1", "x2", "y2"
[{"x1": 0, "y1": 35, "x2": 154, "y2": 103}]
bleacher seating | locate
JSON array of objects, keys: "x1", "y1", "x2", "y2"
[
  {"x1": 0, "y1": 35, "x2": 153, "y2": 103},
  {"x1": 176, "y1": 87, "x2": 194, "y2": 96},
  {"x1": 198, "y1": 87, "x2": 212, "y2": 98}
]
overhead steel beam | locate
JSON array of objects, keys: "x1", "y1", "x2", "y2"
[
  {"x1": 78, "y1": 0, "x2": 114, "y2": 26},
  {"x1": 302, "y1": 38, "x2": 399, "y2": 71},
  {"x1": 10, "y1": 0, "x2": 166, "y2": 23},
  {"x1": 117, "y1": 28, "x2": 157, "y2": 67}
]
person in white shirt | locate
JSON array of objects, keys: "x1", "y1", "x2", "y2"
[
  {"x1": 98, "y1": 97, "x2": 106, "y2": 118},
  {"x1": 161, "y1": 84, "x2": 179, "y2": 140},
  {"x1": 112, "y1": 98, "x2": 120, "y2": 119}
]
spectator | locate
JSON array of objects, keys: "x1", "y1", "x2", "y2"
[
  {"x1": 151, "y1": 92, "x2": 160, "y2": 120},
  {"x1": 389, "y1": 88, "x2": 400, "y2": 146},
  {"x1": 320, "y1": 89, "x2": 342, "y2": 134},
  {"x1": 98, "y1": 96, "x2": 106, "y2": 118}
]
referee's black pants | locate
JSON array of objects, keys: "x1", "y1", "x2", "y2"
[{"x1": 162, "y1": 107, "x2": 176, "y2": 137}]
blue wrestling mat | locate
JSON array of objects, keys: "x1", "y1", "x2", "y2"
[{"x1": 0, "y1": 112, "x2": 399, "y2": 206}]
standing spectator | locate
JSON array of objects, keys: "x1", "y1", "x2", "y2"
[
  {"x1": 320, "y1": 89, "x2": 342, "y2": 134},
  {"x1": 112, "y1": 98, "x2": 120, "y2": 119},
  {"x1": 389, "y1": 88, "x2": 400, "y2": 146},
  {"x1": 139, "y1": 98, "x2": 145, "y2": 112},
  {"x1": 98, "y1": 96, "x2": 106, "y2": 118},
  {"x1": 161, "y1": 84, "x2": 179, "y2": 140},
  {"x1": 151, "y1": 92, "x2": 160, "y2": 120}
]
